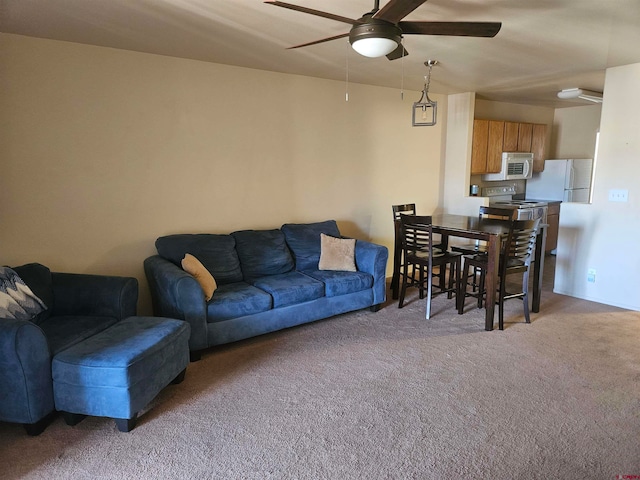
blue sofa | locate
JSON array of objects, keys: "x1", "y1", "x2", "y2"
[
  {"x1": 144, "y1": 220, "x2": 388, "y2": 359},
  {"x1": 0, "y1": 263, "x2": 138, "y2": 435}
]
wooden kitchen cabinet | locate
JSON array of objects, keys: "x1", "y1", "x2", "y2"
[
  {"x1": 531, "y1": 123, "x2": 547, "y2": 172},
  {"x1": 486, "y1": 121, "x2": 504, "y2": 173},
  {"x1": 471, "y1": 119, "x2": 547, "y2": 174},
  {"x1": 503, "y1": 122, "x2": 519, "y2": 151},
  {"x1": 517, "y1": 122, "x2": 533, "y2": 152},
  {"x1": 471, "y1": 119, "x2": 489, "y2": 174},
  {"x1": 471, "y1": 119, "x2": 505, "y2": 174},
  {"x1": 545, "y1": 202, "x2": 560, "y2": 254}
]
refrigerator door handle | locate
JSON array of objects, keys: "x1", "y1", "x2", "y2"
[{"x1": 567, "y1": 164, "x2": 575, "y2": 189}]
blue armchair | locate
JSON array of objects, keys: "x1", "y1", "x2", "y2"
[{"x1": 0, "y1": 263, "x2": 138, "y2": 435}]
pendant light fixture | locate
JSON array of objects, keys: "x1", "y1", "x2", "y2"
[{"x1": 412, "y1": 60, "x2": 438, "y2": 126}]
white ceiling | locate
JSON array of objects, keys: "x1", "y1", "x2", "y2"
[{"x1": 3, "y1": 0, "x2": 640, "y2": 108}]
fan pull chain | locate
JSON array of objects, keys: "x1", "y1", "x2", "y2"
[
  {"x1": 400, "y1": 40, "x2": 405, "y2": 100},
  {"x1": 345, "y1": 41, "x2": 349, "y2": 102}
]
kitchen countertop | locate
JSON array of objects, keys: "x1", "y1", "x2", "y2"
[{"x1": 524, "y1": 198, "x2": 562, "y2": 205}]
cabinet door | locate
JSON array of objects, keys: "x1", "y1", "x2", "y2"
[
  {"x1": 517, "y1": 122, "x2": 533, "y2": 152},
  {"x1": 546, "y1": 213, "x2": 559, "y2": 253},
  {"x1": 486, "y1": 120, "x2": 505, "y2": 173},
  {"x1": 531, "y1": 123, "x2": 547, "y2": 172},
  {"x1": 471, "y1": 119, "x2": 489, "y2": 174},
  {"x1": 503, "y1": 122, "x2": 519, "y2": 151}
]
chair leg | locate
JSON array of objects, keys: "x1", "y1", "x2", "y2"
[
  {"x1": 498, "y1": 276, "x2": 506, "y2": 330},
  {"x1": 458, "y1": 261, "x2": 468, "y2": 314},
  {"x1": 454, "y1": 258, "x2": 462, "y2": 312},
  {"x1": 425, "y1": 270, "x2": 433, "y2": 320},
  {"x1": 418, "y1": 266, "x2": 425, "y2": 299},
  {"x1": 478, "y1": 269, "x2": 485, "y2": 308},
  {"x1": 398, "y1": 262, "x2": 409, "y2": 308},
  {"x1": 522, "y1": 270, "x2": 531, "y2": 323}
]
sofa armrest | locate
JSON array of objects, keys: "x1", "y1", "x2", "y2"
[
  {"x1": 0, "y1": 318, "x2": 54, "y2": 425},
  {"x1": 355, "y1": 239, "x2": 388, "y2": 306},
  {"x1": 144, "y1": 255, "x2": 208, "y2": 352},
  {"x1": 51, "y1": 273, "x2": 138, "y2": 320}
]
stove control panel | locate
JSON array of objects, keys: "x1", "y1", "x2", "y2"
[{"x1": 482, "y1": 185, "x2": 517, "y2": 197}]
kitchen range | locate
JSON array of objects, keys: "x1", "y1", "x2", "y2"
[{"x1": 483, "y1": 185, "x2": 548, "y2": 223}]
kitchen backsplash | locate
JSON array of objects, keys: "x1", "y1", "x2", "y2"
[{"x1": 469, "y1": 175, "x2": 526, "y2": 198}]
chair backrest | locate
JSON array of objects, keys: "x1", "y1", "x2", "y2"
[
  {"x1": 399, "y1": 214, "x2": 434, "y2": 259},
  {"x1": 502, "y1": 218, "x2": 541, "y2": 269},
  {"x1": 392, "y1": 203, "x2": 417, "y2": 220},
  {"x1": 479, "y1": 206, "x2": 518, "y2": 221}
]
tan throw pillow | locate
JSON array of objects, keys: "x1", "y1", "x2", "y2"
[
  {"x1": 181, "y1": 253, "x2": 217, "y2": 301},
  {"x1": 318, "y1": 234, "x2": 357, "y2": 272}
]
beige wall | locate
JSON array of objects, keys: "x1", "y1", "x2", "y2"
[
  {"x1": 554, "y1": 62, "x2": 640, "y2": 310},
  {"x1": 550, "y1": 104, "x2": 601, "y2": 159},
  {"x1": 0, "y1": 34, "x2": 445, "y2": 314}
]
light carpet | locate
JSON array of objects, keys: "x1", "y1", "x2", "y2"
[{"x1": 2, "y1": 263, "x2": 640, "y2": 479}]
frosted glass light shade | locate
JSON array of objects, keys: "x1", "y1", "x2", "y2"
[{"x1": 351, "y1": 37, "x2": 398, "y2": 58}]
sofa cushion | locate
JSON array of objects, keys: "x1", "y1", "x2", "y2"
[
  {"x1": 156, "y1": 234, "x2": 242, "y2": 285},
  {"x1": 206, "y1": 282, "x2": 273, "y2": 322},
  {"x1": 281, "y1": 220, "x2": 341, "y2": 271},
  {"x1": 11, "y1": 263, "x2": 53, "y2": 325},
  {"x1": 39, "y1": 315, "x2": 119, "y2": 356},
  {"x1": 301, "y1": 270, "x2": 373, "y2": 298},
  {"x1": 231, "y1": 229, "x2": 294, "y2": 283},
  {"x1": 252, "y1": 271, "x2": 324, "y2": 308}
]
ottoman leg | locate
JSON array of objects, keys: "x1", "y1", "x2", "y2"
[
  {"x1": 171, "y1": 368, "x2": 186, "y2": 385},
  {"x1": 115, "y1": 414, "x2": 137, "y2": 433},
  {"x1": 62, "y1": 411, "x2": 87, "y2": 426}
]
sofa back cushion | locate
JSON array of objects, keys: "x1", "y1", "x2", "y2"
[
  {"x1": 281, "y1": 220, "x2": 341, "y2": 271},
  {"x1": 11, "y1": 263, "x2": 53, "y2": 325},
  {"x1": 231, "y1": 229, "x2": 294, "y2": 283},
  {"x1": 156, "y1": 234, "x2": 243, "y2": 285}
]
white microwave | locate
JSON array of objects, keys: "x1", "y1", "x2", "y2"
[{"x1": 483, "y1": 152, "x2": 533, "y2": 181}]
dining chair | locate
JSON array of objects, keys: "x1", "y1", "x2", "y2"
[
  {"x1": 391, "y1": 204, "x2": 417, "y2": 300},
  {"x1": 391, "y1": 204, "x2": 448, "y2": 300},
  {"x1": 398, "y1": 214, "x2": 462, "y2": 319},
  {"x1": 458, "y1": 217, "x2": 541, "y2": 330},
  {"x1": 451, "y1": 206, "x2": 517, "y2": 307}
]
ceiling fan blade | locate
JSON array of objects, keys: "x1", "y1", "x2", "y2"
[
  {"x1": 399, "y1": 21, "x2": 502, "y2": 37},
  {"x1": 287, "y1": 32, "x2": 350, "y2": 49},
  {"x1": 386, "y1": 44, "x2": 409, "y2": 60},
  {"x1": 264, "y1": 1, "x2": 358, "y2": 26},
  {"x1": 375, "y1": 0, "x2": 429, "y2": 24}
]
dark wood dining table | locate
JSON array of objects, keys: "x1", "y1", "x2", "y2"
[{"x1": 391, "y1": 213, "x2": 547, "y2": 331}]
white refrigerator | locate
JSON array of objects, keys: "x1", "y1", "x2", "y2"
[{"x1": 525, "y1": 159, "x2": 594, "y2": 203}]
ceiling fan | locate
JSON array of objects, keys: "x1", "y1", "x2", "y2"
[{"x1": 265, "y1": 0, "x2": 501, "y2": 60}]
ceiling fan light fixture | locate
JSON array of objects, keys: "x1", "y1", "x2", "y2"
[
  {"x1": 349, "y1": 19, "x2": 402, "y2": 58},
  {"x1": 557, "y1": 88, "x2": 603, "y2": 103}
]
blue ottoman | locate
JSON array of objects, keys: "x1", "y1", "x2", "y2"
[{"x1": 52, "y1": 316, "x2": 190, "y2": 432}]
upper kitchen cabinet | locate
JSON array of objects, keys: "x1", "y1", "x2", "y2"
[
  {"x1": 471, "y1": 119, "x2": 548, "y2": 174},
  {"x1": 517, "y1": 123, "x2": 533, "y2": 152},
  {"x1": 530, "y1": 124, "x2": 547, "y2": 172},
  {"x1": 471, "y1": 119, "x2": 504, "y2": 174},
  {"x1": 503, "y1": 122, "x2": 519, "y2": 152}
]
